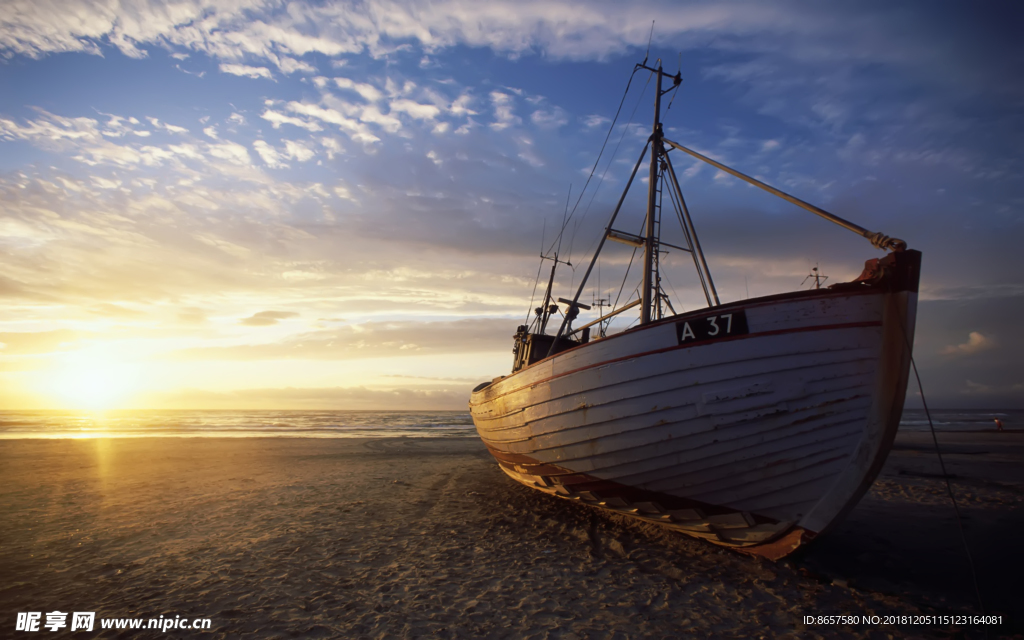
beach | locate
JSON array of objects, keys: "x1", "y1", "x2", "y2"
[{"x1": 1, "y1": 432, "x2": 1020, "y2": 639}]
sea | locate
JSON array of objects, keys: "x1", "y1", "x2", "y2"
[{"x1": 0, "y1": 408, "x2": 1018, "y2": 439}]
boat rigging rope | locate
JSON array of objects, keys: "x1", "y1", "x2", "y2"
[
  {"x1": 524, "y1": 256, "x2": 546, "y2": 326},
  {"x1": 663, "y1": 138, "x2": 907, "y2": 253},
  {"x1": 608, "y1": 216, "x2": 649, "y2": 326},
  {"x1": 546, "y1": 67, "x2": 642, "y2": 259},
  {"x1": 897, "y1": 307, "x2": 987, "y2": 621},
  {"x1": 612, "y1": 247, "x2": 639, "y2": 317},
  {"x1": 909, "y1": 354, "x2": 988, "y2": 621},
  {"x1": 569, "y1": 71, "x2": 654, "y2": 269},
  {"x1": 524, "y1": 220, "x2": 550, "y2": 325}
]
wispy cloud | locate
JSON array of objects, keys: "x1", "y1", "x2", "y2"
[
  {"x1": 1, "y1": 1, "x2": 1022, "y2": 410},
  {"x1": 219, "y1": 63, "x2": 274, "y2": 80},
  {"x1": 941, "y1": 331, "x2": 995, "y2": 356},
  {"x1": 137, "y1": 385, "x2": 470, "y2": 410},
  {"x1": 240, "y1": 311, "x2": 299, "y2": 326},
  {"x1": 489, "y1": 91, "x2": 520, "y2": 131}
]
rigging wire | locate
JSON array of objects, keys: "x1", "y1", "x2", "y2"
[
  {"x1": 544, "y1": 68, "x2": 638, "y2": 258},
  {"x1": 665, "y1": 53, "x2": 683, "y2": 112},
  {"x1": 566, "y1": 69, "x2": 654, "y2": 286},
  {"x1": 644, "y1": 21, "x2": 654, "y2": 66},
  {"x1": 604, "y1": 210, "x2": 651, "y2": 330},
  {"x1": 662, "y1": 262, "x2": 683, "y2": 312},
  {"x1": 623, "y1": 284, "x2": 643, "y2": 329},
  {"x1": 570, "y1": 71, "x2": 654, "y2": 265},
  {"x1": 612, "y1": 247, "x2": 639, "y2": 312},
  {"x1": 524, "y1": 219, "x2": 548, "y2": 324},
  {"x1": 663, "y1": 162, "x2": 712, "y2": 304},
  {"x1": 895, "y1": 303, "x2": 987, "y2": 625},
  {"x1": 555, "y1": 184, "x2": 571, "y2": 258},
  {"x1": 909, "y1": 355, "x2": 987, "y2": 620},
  {"x1": 544, "y1": 66, "x2": 653, "y2": 332}
]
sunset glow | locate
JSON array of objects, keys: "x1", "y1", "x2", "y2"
[
  {"x1": 0, "y1": 2, "x2": 1021, "y2": 409},
  {"x1": 46, "y1": 352, "x2": 141, "y2": 411}
]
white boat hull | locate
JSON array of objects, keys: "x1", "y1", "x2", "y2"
[{"x1": 470, "y1": 251, "x2": 920, "y2": 559}]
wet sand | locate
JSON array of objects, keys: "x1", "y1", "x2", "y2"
[{"x1": 1, "y1": 432, "x2": 1020, "y2": 639}]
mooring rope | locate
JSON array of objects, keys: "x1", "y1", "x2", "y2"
[
  {"x1": 897, "y1": 302, "x2": 987, "y2": 621},
  {"x1": 909, "y1": 355, "x2": 987, "y2": 619}
]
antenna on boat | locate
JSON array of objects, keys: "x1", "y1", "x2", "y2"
[
  {"x1": 666, "y1": 53, "x2": 683, "y2": 112},
  {"x1": 591, "y1": 292, "x2": 610, "y2": 337},
  {"x1": 643, "y1": 21, "x2": 654, "y2": 67},
  {"x1": 802, "y1": 264, "x2": 829, "y2": 289}
]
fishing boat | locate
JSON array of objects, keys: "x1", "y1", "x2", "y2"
[{"x1": 468, "y1": 60, "x2": 920, "y2": 560}]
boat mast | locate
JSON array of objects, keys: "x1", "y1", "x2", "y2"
[
  {"x1": 537, "y1": 58, "x2": 909, "y2": 359},
  {"x1": 637, "y1": 60, "x2": 717, "y2": 323},
  {"x1": 538, "y1": 260, "x2": 558, "y2": 332},
  {"x1": 641, "y1": 63, "x2": 664, "y2": 325}
]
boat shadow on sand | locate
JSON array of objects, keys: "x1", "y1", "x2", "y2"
[{"x1": 478, "y1": 430, "x2": 1022, "y2": 638}]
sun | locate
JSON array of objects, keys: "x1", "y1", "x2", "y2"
[{"x1": 48, "y1": 354, "x2": 141, "y2": 411}]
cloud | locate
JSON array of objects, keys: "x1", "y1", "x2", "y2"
[
  {"x1": 138, "y1": 385, "x2": 470, "y2": 410},
  {"x1": 449, "y1": 93, "x2": 477, "y2": 117},
  {"x1": 0, "y1": 108, "x2": 104, "y2": 145},
  {"x1": 0, "y1": 329, "x2": 86, "y2": 354},
  {"x1": 389, "y1": 99, "x2": 440, "y2": 120},
  {"x1": 1, "y1": 2, "x2": 1022, "y2": 412},
  {"x1": 283, "y1": 139, "x2": 314, "y2": 162},
  {"x1": 1, "y1": 108, "x2": 258, "y2": 172},
  {"x1": 239, "y1": 310, "x2": 299, "y2": 326},
  {"x1": 489, "y1": 91, "x2": 520, "y2": 131},
  {"x1": 207, "y1": 141, "x2": 252, "y2": 165},
  {"x1": 286, "y1": 100, "x2": 382, "y2": 143},
  {"x1": 147, "y1": 117, "x2": 188, "y2": 134},
  {"x1": 320, "y1": 136, "x2": 343, "y2": 159},
  {"x1": 252, "y1": 140, "x2": 284, "y2": 167},
  {"x1": 252, "y1": 139, "x2": 315, "y2": 167},
  {"x1": 334, "y1": 77, "x2": 384, "y2": 102},
  {"x1": 91, "y1": 176, "x2": 121, "y2": 189},
  {"x1": 582, "y1": 114, "x2": 610, "y2": 129},
  {"x1": 219, "y1": 63, "x2": 274, "y2": 80},
  {"x1": 277, "y1": 56, "x2": 315, "y2": 74},
  {"x1": 171, "y1": 318, "x2": 513, "y2": 360},
  {"x1": 941, "y1": 331, "x2": 994, "y2": 356},
  {"x1": 261, "y1": 108, "x2": 323, "y2": 132},
  {"x1": 0, "y1": 1, "x2": 834, "y2": 69},
  {"x1": 177, "y1": 307, "x2": 208, "y2": 325},
  {"x1": 531, "y1": 107, "x2": 568, "y2": 129},
  {"x1": 89, "y1": 302, "x2": 144, "y2": 317}
]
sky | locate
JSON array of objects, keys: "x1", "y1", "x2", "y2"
[{"x1": 0, "y1": 0, "x2": 1021, "y2": 411}]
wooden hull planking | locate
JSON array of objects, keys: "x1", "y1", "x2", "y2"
[{"x1": 470, "y1": 252, "x2": 920, "y2": 559}]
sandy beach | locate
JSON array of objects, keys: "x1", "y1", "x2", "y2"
[{"x1": 1, "y1": 432, "x2": 1020, "y2": 639}]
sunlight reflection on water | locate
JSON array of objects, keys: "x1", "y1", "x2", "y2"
[{"x1": 0, "y1": 410, "x2": 476, "y2": 439}]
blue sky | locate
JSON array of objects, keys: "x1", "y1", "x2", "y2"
[{"x1": 0, "y1": 0, "x2": 1021, "y2": 410}]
